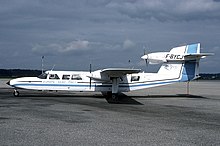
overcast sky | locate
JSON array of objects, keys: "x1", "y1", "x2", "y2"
[{"x1": 0, "y1": 0, "x2": 220, "y2": 73}]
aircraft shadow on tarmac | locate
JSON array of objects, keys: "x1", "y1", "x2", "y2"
[
  {"x1": 131, "y1": 94, "x2": 208, "y2": 99},
  {"x1": 20, "y1": 93, "x2": 144, "y2": 105},
  {"x1": 2, "y1": 88, "x2": 207, "y2": 105},
  {"x1": 9, "y1": 94, "x2": 208, "y2": 105}
]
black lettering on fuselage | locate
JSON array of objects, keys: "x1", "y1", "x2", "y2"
[
  {"x1": 176, "y1": 55, "x2": 184, "y2": 59},
  {"x1": 166, "y1": 54, "x2": 184, "y2": 60}
]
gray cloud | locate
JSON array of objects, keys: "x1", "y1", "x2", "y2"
[
  {"x1": 107, "y1": 0, "x2": 220, "y2": 21},
  {"x1": 32, "y1": 40, "x2": 90, "y2": 55},
  {"x1": 31, "y1": 39, "x2": 135, "y2": 56},
  {"x1": 123, "y1": 39, "x2": 135, "y2": 49},
  {"x1": 0, "y1": 0, "x2": 219, "y2": 72}
]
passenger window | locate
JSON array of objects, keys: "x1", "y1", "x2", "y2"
[
  {"x1": 49, "y1": 74, "x2": 60, "y2": 79},
  {"x1": 62, "y1": 75, "x2": 70, "y2": 80},
  {"x1": 131, "y1": 76, "x2": 140, "y2": 82},
  {"x1": 71, "y1": 74, "x2": 82, "y2": 80}
]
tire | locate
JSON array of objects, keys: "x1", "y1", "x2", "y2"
[
  {"x1": 13, "y1": 90, "x2": 19, "y2": 97},
  {"x1": 106, "y1": 93, "x2": 119, "y2": 103}
]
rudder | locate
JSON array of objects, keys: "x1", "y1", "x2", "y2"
[{"x1": 180, "y1": 43, "x2": 200, "y2": 81}]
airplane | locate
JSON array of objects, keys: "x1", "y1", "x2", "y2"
[{"x1": 7, "y1": 43, "x2": 213, "y2": 102}]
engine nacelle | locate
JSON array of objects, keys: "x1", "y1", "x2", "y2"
[{"x1": 141, "y1": 52, "x2": 168, "y2": 64}]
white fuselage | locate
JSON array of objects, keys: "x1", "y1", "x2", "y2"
[{"x1": 9, "y1": 68, "x2": 183, "y2": 93}]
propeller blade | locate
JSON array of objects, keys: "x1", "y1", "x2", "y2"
[
  {"x1": 145, "y1": 59, "x2": 149, "y2": 67},
  {"x1": 89, "y1": 63, "x2": 92, "y2": 89},
  {"x1": 90, "y1": 78, "x2": 91, "y2": 89},
  {"x1": 143, "y1": 47, "x2": 149, "y2": 70}
]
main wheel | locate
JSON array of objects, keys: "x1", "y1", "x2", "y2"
[
  {"x1": 13, "y1": 90, "x2": 19, "y2": 97},
  {"x1": 104, "y1": 92, "x2": 119, "y2": 103},
  {"x1": 112, "y1": 94, "x2": 118, "y2": 100}
]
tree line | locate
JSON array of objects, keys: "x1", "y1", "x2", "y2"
[{"x1": 0, "y1": 69, "x2": 219, "y2": 80}]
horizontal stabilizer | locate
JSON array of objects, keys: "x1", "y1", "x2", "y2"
[{"x1": 184, "y1": 53, "x2": 214, "y2": 59}]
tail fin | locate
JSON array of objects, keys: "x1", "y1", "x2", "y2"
[
  {"x1": 181, "y1": 43, "x2": 200, "y2": 81},
  {"x1": 158, "y1": 43, "x2": 212, "y2": 82},
  {"x1": 181, "y1": 43, "x2": 215, "y2": 81}
]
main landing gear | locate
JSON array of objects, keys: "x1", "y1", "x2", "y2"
[
  {"x1": 105, "y1": 77, "x2": 120, "y2": 103},
  {"x1": 105, "y1": 92, "x2": 119, "y2": 103},
  {"x1": 13, "y1": 89, "x2": 19, "y2": 97}
]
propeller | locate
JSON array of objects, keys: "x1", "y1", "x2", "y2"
[
  {"x1": 144, "y1": 50, "x2": 149, "y2": 67},
  {"x1": 89, "y1": 63, "x2": 92, "y2": 89},
  {"x1": 142, "y1": 46, "x2": 149, "y2": 69}
]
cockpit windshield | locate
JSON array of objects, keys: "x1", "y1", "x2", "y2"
[{"x1": 38, "y1": 73, "x2": 48, "y2": 79}]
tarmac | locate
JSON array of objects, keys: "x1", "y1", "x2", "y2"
[{"x1": 0, "y1": 79, "x2": 220, "y2": 146}]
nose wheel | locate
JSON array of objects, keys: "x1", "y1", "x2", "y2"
[{"x1": 13, "y1": 90, "x2": 19, "y2": 97}]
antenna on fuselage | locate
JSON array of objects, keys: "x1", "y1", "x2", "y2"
[
  {"x1": 41, "y1": 56, "x2": 44, "y2": 74},
  {"x1": 128, "y1": 59, "x2": 131, "y2": 68},
  {"x1": 51, "y1": 64, "x2": 56, "y2": 71}
]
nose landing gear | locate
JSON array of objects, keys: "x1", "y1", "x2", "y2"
[{"x1": 13, "y1": 90, "x2": 19, "y2": 97}]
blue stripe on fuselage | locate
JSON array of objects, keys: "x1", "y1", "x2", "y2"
[
  {"x1": 14, "y1": 83, "x2": 95, "y2": 87},
  {"x1": 13, "y1": 79, "x2": 179, "y2": 90}
]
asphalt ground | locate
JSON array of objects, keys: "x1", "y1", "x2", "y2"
[{"x1": 0, "y1": 79, "x2": 220, "y2": 146}]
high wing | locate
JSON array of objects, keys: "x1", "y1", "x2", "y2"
[
  {"x1": 87, "y1": 68, "x2": 141, "y2": 82},
  {"x1": 100, "y1": 68, "x2": 141, "y2": 77}
]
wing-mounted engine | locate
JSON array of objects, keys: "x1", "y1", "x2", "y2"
[
  {"x1": 141, "y1": 52, "x2": 168, "y2": 64},
  {"x1": 87, "y1": 70, "x2": 110, "y2": 82}
]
